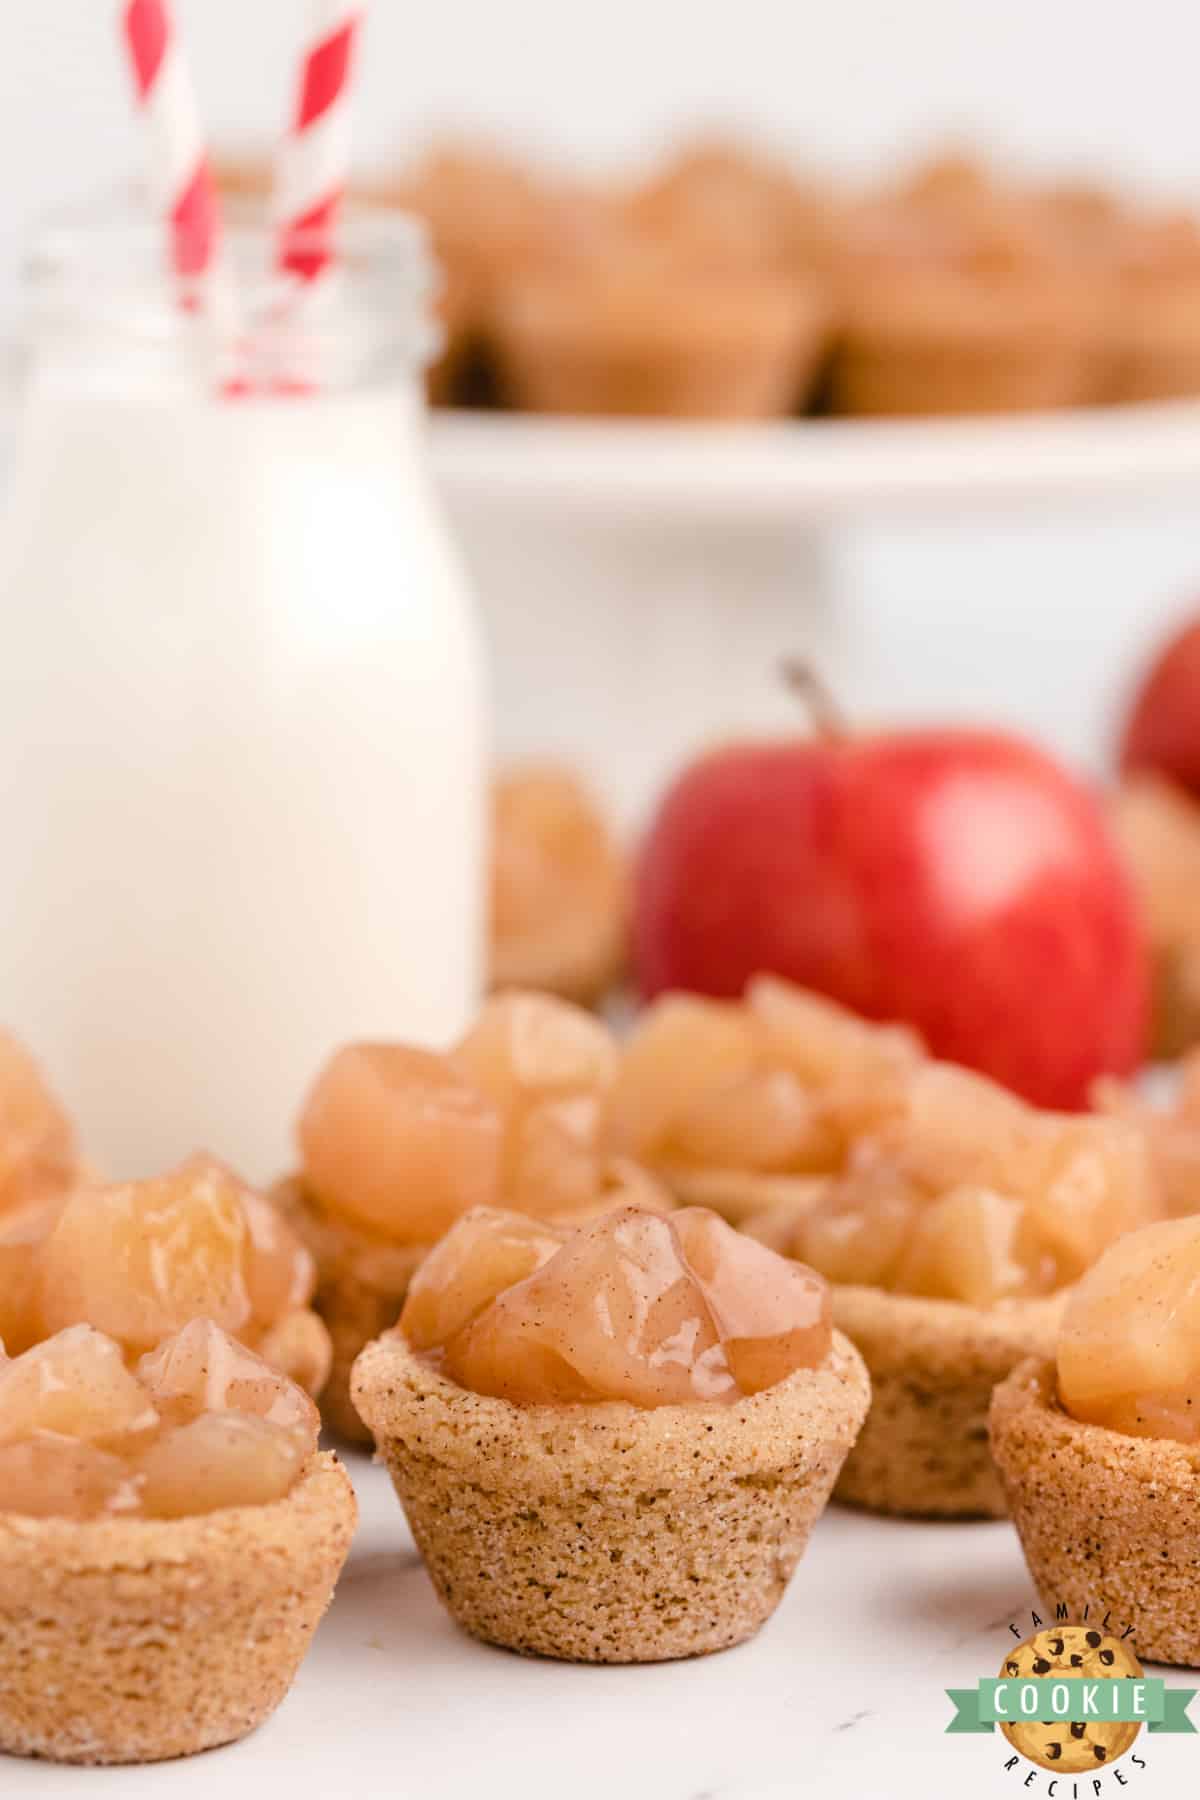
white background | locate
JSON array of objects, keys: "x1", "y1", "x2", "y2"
[
  {"x1": 9, "y1": 0, "x2": 1200, "y2": 294},
  {"x1": 9, "y1": 3, "x2": 1200, "y2": 778}
]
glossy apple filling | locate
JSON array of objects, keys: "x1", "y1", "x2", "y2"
[
  {"x1": 0, "y1": 1154, "x2": 327, "y2": 1395},
  {"x1": 400, "y1": 1203, "x2": 832, "y2": 1406},
  {"x1": 1057, "y1": 1216, "x2": 1200, "y2": 1440},
  {"x1": 1095, "y1": 1048, "x2": 1200, "y2": 1220},
  {"x1": 0, "y1": 1030, "x2": 77, "y2": 1217},
  {"x1": 296, "y1": 991, "x2": 667, "y2": 1246},
  {"x1": 490, "y1": 764, "x2": 625, "y2": 982},
  {"x1": 0, "y1": 1319, "x2": 319, "y2": 1519},
  {"x1": 607, "y1": 978, "x2": 921, "y2": 1177},
  {"x1": 607, "y1": 980, "x2": 1156, "y2": 1306},
  {"x1": 785, "y1": 1062, "x2": 1157, "y2": 1305}
]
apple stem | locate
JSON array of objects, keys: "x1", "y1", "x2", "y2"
[{"x1": 780, "y1": 660, "x2": 847, "y2": 741}]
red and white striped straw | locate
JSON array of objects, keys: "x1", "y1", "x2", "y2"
[
  {"x1": 274, "y1": 2, "x2": 365, "y2": 283},
  {"x1": 120, "y1": 0, "x2": 221, "y2": 286}
]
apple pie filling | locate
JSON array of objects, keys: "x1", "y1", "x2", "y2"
[
  {"x1": 1056, "y1": 1215, "x2": 1200, "y2": 1440},
  {"x1": 0, "y1": 1318, "x2": 320, "y2": 1520},
  {"x1": 294, "y1": 991, "x2": 669, "y2": 1249},
  {"x1": 0, "y1": 1154, "x2": 328, "y2": 1394},
  {"x1": 400, "y1": 1203, "x2": 831, "y2": 1406},
  {"x1": 785, "y1": 1063, "x2": 1156, "y2": 1305}
]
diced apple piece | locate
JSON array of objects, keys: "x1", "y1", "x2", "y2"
[
  {"x1": 606, "y1": 996, "x2": 759, "y2": 1159},
  {"x1": 1016, "y1": 1114, "x2": 1158, "y2": 1286},
  {"x1": 506, "y1": 1093, "x2": 602, "y2": 1215},
  {"x1": 240, "y1": 1186, "x2": 317, "y2": 1323},
  {"x1": 253, "y1": 1309, "x2": 332, "y2": 1399},
  {"x1": 747, "y1": 975, "x2": 920, "y2": 1091},
  {"x1": 454, "y1": 991, "x2": 619, "y2": 1110},
  {"x1": 669, "y1": 1068, "x2": 832, "y2": 1172},
  {"x1": 0, "y1": 1195, "x2": 63, "y2": 1355},
  {"x1": 136, "y1": 1413, "x2": 309, "y2": 1518},
  {"x1": 0, "y1": 1031, "x2": 76, "y2": 1216},
  {"x1": 1087, "y1": 1389, "x2": 1200, "y2": 1442},
  {"x1": 1095, "y1": 1063, "x2": 1200, "y2": 1221},
  {"x1": 447, "y1": 1207, "x2": 734, "y2": 1407},
  {"x1": 592, "y1": 1157, "x2": 675, "y2": 1217},
  {"x1": 137, "y1": 1319, "x2": 320, "y2": 1440},
  {"x1": 297, "y1": 1043, "x2": 503, "y2": 1243},
  {"x1": 892, "y1": 1186, "x2": 1033, "y2": 1307},
  {"x1": 1058, "y1": 1216, "x2": 1200, "y2": 1432},
  {"x1": 871, "y1": 1060, "x2": 1032, "y2": 1195},
  {"x1": 416, "y1": 1205, "x2": 834, "y2": 1408},
  {"x1": 670, "y1": 1207, "x2": 831, "y2": 1392},
  {"x1": 401, "y1": 1207, "x2": 567, "y2": 1353},
  {"x1": 791, "y1": 1158, "x2": 920, "y2": 1288},
  {"x1": 40, "y1": 1162, "x2": 252, "y2": 1352},
  {"x1": 0, "y1": 1325, "x2": 158, "y2": 1448},
  {"x1": 0, "y1": 1438, "x2": 140, "y2": 1519}
]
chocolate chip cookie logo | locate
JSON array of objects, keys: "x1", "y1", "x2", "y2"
[
  {"x1": 995, "y1": 1628, "x2": 1144, "y2": 1773},
  {"x1": 946, "y1": 1610, "x2": 1197, "y2": 1786}
]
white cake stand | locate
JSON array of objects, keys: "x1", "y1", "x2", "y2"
[{"x1": 431, "y1": 401, "x2": 1200, "y2": 820}]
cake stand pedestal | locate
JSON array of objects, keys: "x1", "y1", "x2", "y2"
[{"x1": 433, "y1": 402, "x2": 1200, "y2": 823}]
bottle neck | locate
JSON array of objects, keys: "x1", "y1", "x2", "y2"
[{"x1": 19, "y1": 208, "x2": 439, "y2": 402}]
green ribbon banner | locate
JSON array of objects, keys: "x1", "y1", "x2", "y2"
[{"x1": 945, "y1": 1679, "x2": 1197, "y2": 1735}]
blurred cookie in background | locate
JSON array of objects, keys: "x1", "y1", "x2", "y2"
[
  {"x1": 1109, "y1": 774, "x2": 1200, "y2": 1059},
  {"x1": 490, "y1": 764, "x2": 628, "y2": 1006}
]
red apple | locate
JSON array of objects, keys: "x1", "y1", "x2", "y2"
[
  {"x1": 634, "y1": 722, "x2": 1149, "y2": 1109},
  {"x1": 1120, "y1": 616, "x2": 1200, "y2": 801}
]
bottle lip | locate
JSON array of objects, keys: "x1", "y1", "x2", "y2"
[{"x1": 22, "y1": 195, "x2": 441, "y2": 389}]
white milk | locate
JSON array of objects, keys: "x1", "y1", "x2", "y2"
[{"x1": 0, "y1": 239, "x2": 487, "y2": 1183}]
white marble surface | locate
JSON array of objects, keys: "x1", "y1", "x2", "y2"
[{"x1": 5, "y1": 1449, "x2": 1195, "y2": 1800}]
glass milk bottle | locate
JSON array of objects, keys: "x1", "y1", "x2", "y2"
[{"x1": 0, "y1": 212, "x2": 488, "y2": 1183}]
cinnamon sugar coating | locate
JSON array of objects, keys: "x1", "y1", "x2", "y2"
[
  {"x1": 352, "y1": 1328, "x2": 868, "y2": 1662},
  {"x1": 0, "y1": 1452, "x2": 356, "y2": 1762},
  {"x1": 991, "y1": 1358, "x2": 1200, "y2": 1665}
]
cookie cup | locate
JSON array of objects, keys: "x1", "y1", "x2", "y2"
[
  {"x1": 0, "y1": 1451, "x2": 357, "y2": 1765},
  {"x1": 828, "y1": 1286, "x2": 1066, "y2": 1518},
  {"x1": 352, "y1": 1328, "x2": 869, "y2": 1663},
  {"x1": 1109, "y1": 285, "x2": 1200, "y2": 402},
  {"x1": 659, "y1": 1166, "x2": 829, "y2": 1228},
  {"x1": 829, "y1": 271, "x2": 1099, "y2": 416},
  {"x1": 275, "y1": 1178, "x2": 426, "y2": 1446},
  {"x1": 743, "y1": 1205, "x2": 1067, "y2": 1518},
  {"x1": 991, "y1": 1358, "x2": 1200, "y2": 1666},
  {"x1": 492, "y1": 273, "x2": 829, "y2": 419}
]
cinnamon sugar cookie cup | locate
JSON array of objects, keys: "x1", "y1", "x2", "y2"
[
  {"x1": 353, "y1": 1326, "x2": 868, "y2": 1663},
  {"x1": 0, "y1": 1452, "x2": 355, "y2": 1764},
  {"x1": 274, "y1": 1176, "x2": 425, "y2": 1446},
  {"x1": 745, "y1": 1205, "x2": 1064, "y2": 1515},
  {"x1": 831, "y1": 270, "x2": 1096, "y2": 415},
  {"x1": 827, "y1": 192, "x2": 1104, "y2": 416},
  {"x1": 741, "y1": 1072, "x2": 1155, "y2": 1518},
  {"x1": 353, "y1": 1203, "x2": 867, "y2": 1662},
  {"x1": 994, "y1": 1214, "x2": 1200, "y2": 1663},
  {"x1": 0, "y1": 1322, "x2": 357, "y2": 1764},
  {"x1": 491, "y1": 263, "x2": 829, "y2": 419},
  {"x1": 830, "y1": 1287, "x2": 1065, "y2": 1518},
  {"x1": 1104, "y1": 211, "x2": 1200, "y2": 403},
  {"x1": 990, "y1": 1359, "x2": 1200, "y2": 1666}
]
